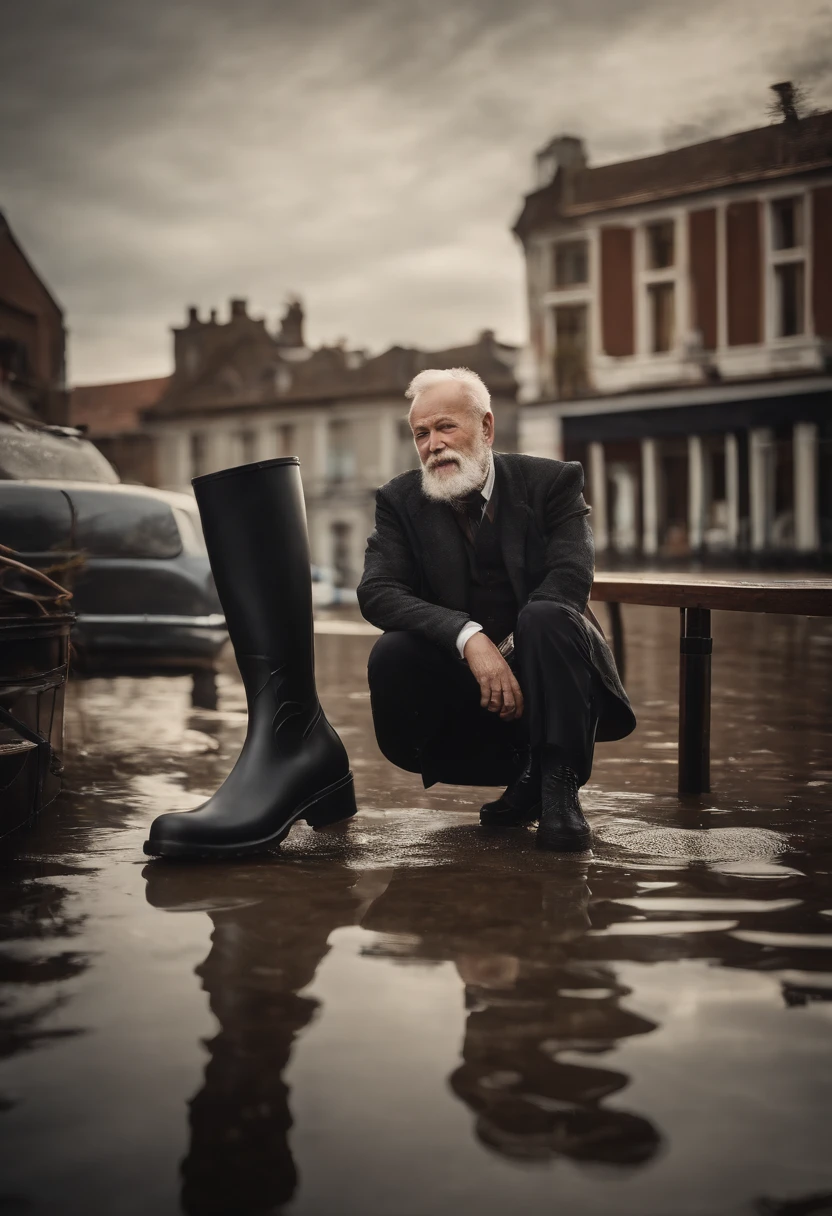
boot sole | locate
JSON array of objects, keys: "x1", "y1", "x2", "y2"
[
  {"x1": 479, "y1": 806, "x2": 541, "y2": 828},
  {"x1": 535, "y1": 829, "x2": 592, "y2": 853},
  {"x1": 142, "y1": 772, "x2": 357, "y2": 859}
]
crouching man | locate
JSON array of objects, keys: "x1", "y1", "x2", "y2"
[{"x1": 356, "y1": 367, "x2": 636, "y2": 851}]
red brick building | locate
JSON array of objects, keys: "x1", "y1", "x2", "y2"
[
  {"x1": 514, "y1": 96, "x2": 832, "y2": 565},
  {"x1": 0, "y1": 212, "x2": 68, "y2": 424},
  {"x1": 70, "y1": 376, "x2": 170, "y2": 484}
]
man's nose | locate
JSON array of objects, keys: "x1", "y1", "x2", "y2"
[{"x1": 429, "y1": 431, "x2": 445, "y2": 451}]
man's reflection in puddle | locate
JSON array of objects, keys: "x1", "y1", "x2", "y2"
[
  {"x1": 143, "y1": 859, "x2": 361, "y2": 1215},
  {"x1": 144, "y1": 851, "x2": 661, "y2": 1212},
  {"x1": 362, "y1": 860, "x2": 662, "y2": 1167}
]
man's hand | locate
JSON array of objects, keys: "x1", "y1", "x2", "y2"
[{"x1": 462, "y1": 632, "x2": 524, "y2": 720}]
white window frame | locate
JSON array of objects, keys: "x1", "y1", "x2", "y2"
[
  {"x1": 636, "y1": 212, "x2": 686, "y2": 359},
  {"x1": 764, "y1": 188, "x2": 811, "y2": 344},
  {"x1": 540, "y1": 232, "x2": 594, "y2": 395}
]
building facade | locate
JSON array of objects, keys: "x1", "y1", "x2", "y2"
[
  {"x1": 513, "y1": 97, "x2": 832, "y2": 565},
  {"x1": 140, "y1": 300, "x2": 518, "y2": 589},
  {"x1": 70, "y1": 376, "x2": 170, "y2": 484},
  {"x1": 0, "y1": 212, "x2": 68, "y2": 425}
]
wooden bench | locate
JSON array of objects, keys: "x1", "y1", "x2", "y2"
[{"x1": 589, "y1": 573, "x2": 832, "y2": 796}]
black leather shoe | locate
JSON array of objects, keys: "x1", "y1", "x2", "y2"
[
  {"x1": 536, "y1": 754, "x2": 591, "y2": 852},
  {"x1": 480, "y1": 752, "x2": 541, "y2": 827}
]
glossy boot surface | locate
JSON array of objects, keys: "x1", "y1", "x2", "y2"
[
  {"x1": 536, "y1": 751, "x2": 591, "y2": 853},
  {"x1": 479, "y1": 751, "x2": 541, "y2": 827},
  {"x1": 144, "y1": 458, "x2": 355, "y2": 859}
]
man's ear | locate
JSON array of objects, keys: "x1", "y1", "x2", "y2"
[{"x1": 483, "y1": 411, "x2": 495, "y2": 444}]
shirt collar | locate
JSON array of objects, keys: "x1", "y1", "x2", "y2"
[{"x1": 481, "y1": 452, "x2": 495, "y2": 503}]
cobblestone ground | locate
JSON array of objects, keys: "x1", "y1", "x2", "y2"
[{"x1": 1, "y1": 605, "x2": 831, "y2": 1216}]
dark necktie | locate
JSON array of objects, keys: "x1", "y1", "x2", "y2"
[{"x1": 461, "y1": 488, "x2": 488, "y2": 538}]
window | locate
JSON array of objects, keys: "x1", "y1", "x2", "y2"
[
  {"x1": 646, "y1": 221, "x2": 675, "y2": 269},
  {"x1": 0, "y1": 422, "x2": 119, "y2": 483},
  {"x1": 326, "y1": 420, "x2": 355, "y2": 482},
  {"x1": 553, "y1": 305, "x2": 589, "y2": 398},
  {"x1": 275, "y1": 424, "x2": 295, "y2": 457},
  {"x1": 239, "y1": 430, "x2": 258, "y2": 464},
  {"x1": 775, "y1": 262, "x2": 805, "y2": 337},
  {"x1": 648, "y1": 283, "x2": 675, "y2": 353},
  {"x1": 769, "y1": 195, "x2": 806, "y2": 340},
  {"x1": 68, "y1": 489, "x2": 182, "y2": 559},
  {"x1": 173, "y1": 505, "x2": 207, "y2": 555},
  {"x1": 397, "y1": 418, "x2": 420, "y2": 471},
  {"x1": 552, "y1": 240, "x2": 588, "y2": 289},
  {"x1": 190, "y1": 432, "x2": 208, "y2": 478},
  {"x1": 771, "y1": 197, "x2": 803, "y2": 250},
  {"x1": 331, "y1": 521, "x2": 353, "y2": 588},
  {"x1": 0, "y1": 483, "x2": 73, "y2": 551}
]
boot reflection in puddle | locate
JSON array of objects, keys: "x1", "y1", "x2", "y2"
[
  {"x1": 143, "y1": 861, "x2": 360, "y2": 1216},
  {"x1": 363, "y1": 862, "x2": 662, "y2": 1167}
]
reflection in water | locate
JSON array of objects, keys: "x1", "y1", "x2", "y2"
[
  {"x1": 0, "y1": 607, "x2": 828, "y2": 1214},
  {"x1": 144, "y1": 857, "x2": 663, "y2": 1211},
  {"x1": 362, "y1": 861, "x2": 661, "y2": 1168},
  {"x1": 0, "y1": 867, "x2": 87, "y2": 1109},
  {"x1": 143, "y1": 861, "x2": 361, "y2": 1215}
]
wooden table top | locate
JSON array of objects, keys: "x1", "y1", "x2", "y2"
[{"x1": 590, "y1": 572, "x2": 832, "y2": 615}]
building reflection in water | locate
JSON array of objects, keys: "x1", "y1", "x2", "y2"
[{"x1": 144, "y1": 852, "x2": 662, "y2": 1214}]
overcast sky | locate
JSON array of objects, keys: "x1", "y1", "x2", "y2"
[{"x1": 3, "y1": 0, "x2": 830, "y2": 384}]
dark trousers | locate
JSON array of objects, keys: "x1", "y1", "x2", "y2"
[{"x1": 367, "y1": 601, "x2": 601, "y2": 789}]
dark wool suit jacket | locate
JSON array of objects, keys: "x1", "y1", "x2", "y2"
[{"x1": 357, "y1": 452, "x2": 636, "y2": 743}]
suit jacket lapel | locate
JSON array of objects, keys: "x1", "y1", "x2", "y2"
[{"x1": 494, "y1": 455, "x2": 530, "y2": 606}]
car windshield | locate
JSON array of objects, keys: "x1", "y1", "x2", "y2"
[{"x1": 0, "y1": 423, "x2": 119, "y2": 483}]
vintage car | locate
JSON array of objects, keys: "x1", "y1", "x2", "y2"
[{"x1": 0, "y1": 420, "x2": 227, "y2": 683}]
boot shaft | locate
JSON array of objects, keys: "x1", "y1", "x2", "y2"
[{"x1": 194, "y1": 458, "x2": 313, "y2": 662}]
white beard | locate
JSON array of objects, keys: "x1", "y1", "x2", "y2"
[{"x1": 420, "y1": 440, "x2": 491, "y2": 503}]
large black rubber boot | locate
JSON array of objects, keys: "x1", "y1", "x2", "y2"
[{"x1": 143, "y1": 458, "x2": 356, "y2": 859}]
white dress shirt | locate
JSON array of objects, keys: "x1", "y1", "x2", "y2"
[{"x1": 454, "y1": 453, "x2": 496, "y2": 658}]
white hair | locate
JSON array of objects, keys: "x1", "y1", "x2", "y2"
[{"x1": 405, "y1": 367, "x2": 492, "y2": 420}]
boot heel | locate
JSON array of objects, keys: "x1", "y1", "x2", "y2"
[{"x1": 304, "y1": 774, "x2": 357, "y2": 829}]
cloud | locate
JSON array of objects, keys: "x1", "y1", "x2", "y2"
[{"x1": 2, "y1": 0, "x2": 830, "y2": 381}]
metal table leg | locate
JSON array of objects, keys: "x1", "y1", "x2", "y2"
[{"x1": 678, "y1": 606, "x2": 712, "y2": 795}]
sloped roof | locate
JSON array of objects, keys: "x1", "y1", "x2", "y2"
[
  {"x1": 146, "y1": 332, "x2": 517, "y2": 420},
  {"x1": 514, "y1": 110, "x2": 832, "y2": 237},
  {"x1": 70, "y1": 376, "x2": 171, "y2": 436}
]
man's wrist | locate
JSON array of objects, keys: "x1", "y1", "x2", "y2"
[{"x1": 456, "y1": 621, "x2": 483, "y2": 658}]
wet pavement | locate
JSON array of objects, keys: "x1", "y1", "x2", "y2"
[{"x1": 1, "y1": 605, "x2": 832, "y2": 1216}]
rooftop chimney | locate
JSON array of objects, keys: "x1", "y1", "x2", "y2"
[
  {"x1": 209, "y1": 308, "x2": 218, "y2": 323},
  {"x1": 535, "y1": 135, "x2": 587, "y2": 189},
  {"x1": 187, "y1": 305, "x2": 199, "y2": 325},
  {"x1": 276, "y1": 298, "x2": 305, "y2": 349},
  {"x1": 230, "y1": 298, "x2": 248, "y2": 320},
  {"x1": 771, "y1": 81, "x2": 799, "y2": 123}
]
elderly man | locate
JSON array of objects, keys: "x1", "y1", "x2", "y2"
[{"x1": 357, "y1": 368, "x2": 635, "y2": 851}]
